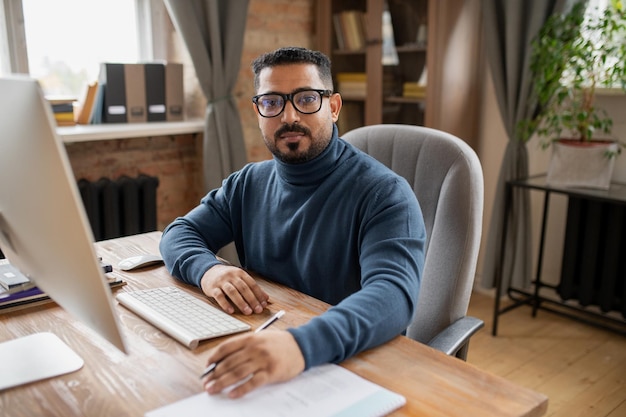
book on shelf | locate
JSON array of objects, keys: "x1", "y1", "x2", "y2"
[
  {"x1": 76, "y1": 81, "x2": 99, "y2": 125},
  {"x1": 336, "y1": 72, "x2": 367, "y2": 99},
  {"x1": 336, "y1": 72, "x2": 367, "y2": 83},
  {"x1": 402, "y1": 68, "x2": 427, "y2": 98},
  {"x1": 402, "y1": 82, "x2": 426, "y2": 98},
  {"x1": 333, "y1": 13, "x2": 346, "y2": 50},
  {"x1": 145, "y1": 363, "x2": 406, "y2": 417},
  {"x1": 333, "y1": 10, "x2": 366, "y2": 51}
]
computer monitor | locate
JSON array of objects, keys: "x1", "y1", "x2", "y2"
[{"x1": 0, "y1": 76, "x2": 127, "y2": 389}]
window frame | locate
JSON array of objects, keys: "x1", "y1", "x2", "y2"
[{"x1": 0, "y1": 0, "x2": 167, "y2": 76}]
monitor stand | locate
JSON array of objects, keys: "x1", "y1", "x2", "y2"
[{"x1": 0, "y1": 332, "x2": 84, "y2": 390}]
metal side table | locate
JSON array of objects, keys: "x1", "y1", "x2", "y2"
[{"x1": 493, "y1": 174, "x2": 626, "y2": 336}]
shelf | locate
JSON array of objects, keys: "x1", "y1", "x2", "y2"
[
  {"x1": 333, "y1": 48, "x2": 367, "y2": 55},
  {"x1": 395, "y1": 44, "x2": 427, "y2": 53},
  {"x1": 317, "y1": 0, "x2": 482, "y2": 147},
  {"x1": 57, "y1": 119, "x2": 204, "y2": 143},
  {"x1": 385, "y1": 96, "x2": 426, "y2": 104}
]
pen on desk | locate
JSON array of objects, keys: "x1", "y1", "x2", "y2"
[
  {"x1": 199, "y1": 309, "x2": 285, "y2": 379},
  {"x1": 254, "y1": 309, "x2": 285, "y2": 333}
]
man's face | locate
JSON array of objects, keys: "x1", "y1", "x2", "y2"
[{"x1": 253, "y1": 63, "x2": 341, "y2": 164}]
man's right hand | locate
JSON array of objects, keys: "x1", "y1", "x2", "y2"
[{"x1": 200, "y1": 264, "x2": 269, "y2": 315}]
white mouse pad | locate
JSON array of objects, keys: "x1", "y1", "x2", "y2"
[{"x1": 0, "y1": 332, "x2": 84, "y2": 390}]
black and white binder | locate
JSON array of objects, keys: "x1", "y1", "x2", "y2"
[
  {"x1": 144, "y1": 63, "x2": 166, "y2": 122},
  {"x1": 99, "y1": 63, "x2": 127, "y2": 123}
]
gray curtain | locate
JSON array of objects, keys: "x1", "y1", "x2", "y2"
[
  {"x1": 164, "y1": 0, "x2": 249, "y2": 264},
  {"x1": 480, "y1": 0, "x2": 573, "y2": 294},
  {"x1": 164, "y1": 0, "x2": 249, "y2": 191}
]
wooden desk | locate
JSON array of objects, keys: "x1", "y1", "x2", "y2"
[{"x1": 1, "y1": 232, "x2": 548, "y2": 417}]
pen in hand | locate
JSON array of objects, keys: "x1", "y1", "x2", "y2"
[{"x1": 199, "y1": 309, "x2": 285, "y2": 379}]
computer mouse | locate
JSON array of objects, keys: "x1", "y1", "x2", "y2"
[{"x1": 118, "y1": 254, "x2": 164, "y2": 271}]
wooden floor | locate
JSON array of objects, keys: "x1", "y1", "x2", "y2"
[{"x1": 466, "y1": 291, "x2": 626, "y2": 417}]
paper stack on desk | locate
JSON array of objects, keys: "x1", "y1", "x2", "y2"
[{"x1": 145, "y1": 363, "x2": 406, "y2": 417}]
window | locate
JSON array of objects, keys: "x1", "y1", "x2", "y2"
[
  {"x1": 22, "y1": 0, "x2": 139, "y2": 97},
  {"x1": 0, "y1": 0, "x2": 166, "y2": 98},
  {"x1": 584, "y1": 0, "x2": 625, "y2": 90}
]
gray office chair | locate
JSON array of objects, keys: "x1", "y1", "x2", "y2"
[{"x1": 343, "y1": 124, "x2": 484, "y2": 360}]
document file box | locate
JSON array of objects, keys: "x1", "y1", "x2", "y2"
[
  {"x1": 124, "y1": 64, "x2": 147, "y2": 123},
  {"x1": 165, "y1": 62, "x2": 184, "y2": 121},
  {"x1": 99, "y1": 63, "x2": 127, "y2": 123},
  {"x1": 144, "y1": 63, "x2": 167, "y2": 122}
]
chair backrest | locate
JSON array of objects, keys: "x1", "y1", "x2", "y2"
[{"x1": 343, "y1": 124, "x2": 484, "y2": 344}]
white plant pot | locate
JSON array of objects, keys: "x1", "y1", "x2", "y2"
[{"x1": 546, "y1": 140, "x2": 618, "y2": 190}]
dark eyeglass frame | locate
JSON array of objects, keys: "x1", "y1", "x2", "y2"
[{"x1": 252, "y1": 89, "x2": 333, "y2": 118}]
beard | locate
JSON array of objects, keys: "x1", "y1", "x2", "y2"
[{"x1": 265, "y1": 123, "x2": 331, "y2": 164}]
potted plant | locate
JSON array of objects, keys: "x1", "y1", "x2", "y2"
[{"x1": 518, "y1": 0, "x2": 626, "y2": 189}]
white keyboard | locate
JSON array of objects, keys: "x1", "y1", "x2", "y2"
[{"x1": 116, "y1": 287, "x2": 250, "y2": 349}]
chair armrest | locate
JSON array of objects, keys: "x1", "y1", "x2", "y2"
[{"x1": 427, "y1": 316, "x2": 484, "y2": 358}]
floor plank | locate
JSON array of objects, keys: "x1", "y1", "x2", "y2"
[{"x1": 466, "y1": 291, "x2": 626, "y2": 417}]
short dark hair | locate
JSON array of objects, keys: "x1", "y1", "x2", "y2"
[{"x1": 251, "y1": 46, "x2": 333, "y2": 92}]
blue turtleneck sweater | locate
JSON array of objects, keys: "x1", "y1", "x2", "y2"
[{"x1": 159, "y1": 125, "x2": 425, "y2": 369}]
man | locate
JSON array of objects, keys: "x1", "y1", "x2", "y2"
[{"x1": 159, "y1": 46, "x2": 425, "y2": 398}]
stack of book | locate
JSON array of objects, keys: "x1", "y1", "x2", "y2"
[
  {"x1": 0, "y1": 261, "x2": 122, "y2": 313},
  {"x1": 336, "y1": 72, "x2": 367, "y2": 99},
  {"x1": 402, "y1": 82, "x2": 426, "y2": 98},
  {"x1": 333, "y1": 10, "x2": 367, "y2": 51},
  {"x1": 46, "y1": 97, "x2": 77, "y2": 126},
  {"x1": 403, "y1": 67, "x2": 427, "y2": 99}
]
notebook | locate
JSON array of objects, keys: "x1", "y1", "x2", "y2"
[{"x1": 145, "y1": 363, "x2": 406, "y2": 417}]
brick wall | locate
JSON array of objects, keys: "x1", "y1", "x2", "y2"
[
  {"x1": 238, "y1": 0, "x2": 316, "y2": 162},
  {"x1": 65, "y1": 0, "x2": 316, "y2": 231},
  {"x1": 65, "y1": 134, "x2": 204, "y2": 231}
]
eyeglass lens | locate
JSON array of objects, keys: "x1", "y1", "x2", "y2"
[{"x1": 256, "y1": 90, "x2": 324, "y2": 117}]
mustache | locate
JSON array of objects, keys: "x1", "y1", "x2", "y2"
[{"x1": 274, "y1": 123, "x2": 311, "y2": 140}]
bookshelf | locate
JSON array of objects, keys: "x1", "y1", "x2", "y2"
[{"x1": 316, "y1": 0, "x2": 483, "y2": 148}]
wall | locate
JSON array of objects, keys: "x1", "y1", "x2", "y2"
[{"x1": 237, "y1": 0, "x2": 316, "y2": 162}]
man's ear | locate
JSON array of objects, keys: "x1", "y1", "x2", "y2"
[{"x1": 329, "y1": 93, "x2": 342, "y2": 122}]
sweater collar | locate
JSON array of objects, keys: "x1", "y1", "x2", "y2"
[{"x1": 274, "y1": 124, "x2": 344, "y2": 185}]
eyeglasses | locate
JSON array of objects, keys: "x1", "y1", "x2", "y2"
[{"x1": 252, "y1": 89, "x2": 333, "y2": 118}]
